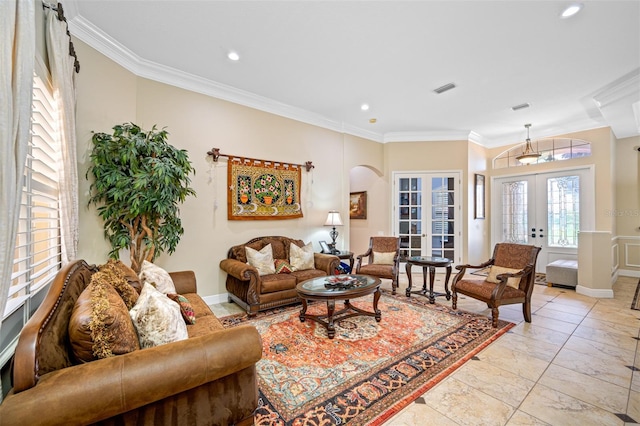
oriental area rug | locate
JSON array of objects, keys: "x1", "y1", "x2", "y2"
[{"x1": 221, "y1": 291, "x2": 513, "y2": 425}]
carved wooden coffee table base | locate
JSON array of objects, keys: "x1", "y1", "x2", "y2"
[{"x1": 296, "y1": 275, "x2": 381, "y2": 339}]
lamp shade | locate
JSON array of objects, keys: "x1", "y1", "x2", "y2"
[{"x1": 324, "y1": 210, "x2": 343, "y2": 226}]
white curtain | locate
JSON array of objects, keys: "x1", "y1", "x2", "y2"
[
  {"x1": 45, "y1": 8, "x2": 78, "y2": 264},
  {"x1": 0, "y1": 1, "x2": 35, "y2": 320}
]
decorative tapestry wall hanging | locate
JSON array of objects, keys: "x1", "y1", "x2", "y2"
[{"x1": 207, "y1": 148, "x2": 314, "y2": 220}]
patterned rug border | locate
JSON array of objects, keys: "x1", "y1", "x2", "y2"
[{"x1": 222, "y1": 290, "x2": 515, "y2": 425}]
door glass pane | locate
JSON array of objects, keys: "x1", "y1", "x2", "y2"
[
  {"x1": 397, "y1": 177, "x2": 422, "y2": 260},
  {"x1": 430, "y1": 177, "x2": 455, "y2": 260},
  {"x1": 502, "y1": 181, "x2": 528, "y2": 243},
  {"x1": 547, "y1": 175, "x2": 579, "y2": 247}
]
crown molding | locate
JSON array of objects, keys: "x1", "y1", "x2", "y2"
[
  {"x1": 68, "y1": 15, "x2": 386, "y2": 143},
  {"x1": 383, "y1": 130, "x2": 472, "y2": 143},
  {"x1": 593, "y1": 68, "x2": 640, "y2": 108}
]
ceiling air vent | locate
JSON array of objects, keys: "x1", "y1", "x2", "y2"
[
  {"x1": 511, "y1": 103, "x2": 531, "y2": 111},
  {"x1": 433, "y1": 83, "x2": 456, "y2": 94}
]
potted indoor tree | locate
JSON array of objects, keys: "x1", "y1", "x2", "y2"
[{"x1": 87, "y1": 122, "x2": 196, "y2": 273}]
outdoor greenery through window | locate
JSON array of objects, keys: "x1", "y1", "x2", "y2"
[
  {"x1": 5, "y1": 74, "x2": 62, "y2": 319},
  {"x1": 493, "y1": 138, "x2": 591, "y2": 169}
]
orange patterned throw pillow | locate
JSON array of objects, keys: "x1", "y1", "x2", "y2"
[{"x1": 274, "y1": 259, "x2": 293, "y2": 274}]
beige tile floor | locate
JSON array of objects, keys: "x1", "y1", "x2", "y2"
[{"x1": 211, "y1": 273, "x2": 640, "y2": 426}]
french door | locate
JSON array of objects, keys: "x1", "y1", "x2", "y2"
[
  {"x1": 491, "y1": 167, "x2": 594, "y2": 271},
  {"x1": 393, "y1": 172, "x2": 462, "y2": 263}
]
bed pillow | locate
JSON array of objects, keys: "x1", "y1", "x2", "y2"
[
  {"x1": 290, "y1": 242, "x2": 314, "y2": 271},
  {"x1": 139, "y1": 260, "x2": 176, "y2": 294},
  {"x1": 245, "y1": 244, "x2": 276, "y2": 275},
  {"x1": 372, "y1": 251, "x2": 396, "y2": 265},
  {"x1": 486, "y1": 265, "x2": 522, "y2": 289},
  {"x1": 130, "y1": 282, "x2": 188, "y2": 348}
]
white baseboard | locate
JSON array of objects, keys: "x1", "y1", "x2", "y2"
[
  {"x1": 617, "y1": 269, "x2": 640, "y2": 278},
  {"x1": 202, "y1": 293, "x2": 229, "y2": 306},
  {"x1": 576, "y1": 285, "x2": 614, "y2": 298}
]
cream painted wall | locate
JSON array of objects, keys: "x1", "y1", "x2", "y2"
[
  {"x1": 614, "y1": 135, "x2": 640, "y2": 274},
  {"x1": 348, "y1": 166, "x2": 388, "y2": 258},
  {"x1": 75, "y1": 40, "x2": 138, "y2": 265},
  {"x1": 467, "y1": 142, "x2": 489, "y2": 264},
  {"x1": 73, "y1": 40, "x2": 385, "y2": 299},
  {"x1": 384, "y1": 140, "x2": 470, "y2": 261}
]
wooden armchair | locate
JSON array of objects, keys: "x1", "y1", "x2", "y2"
[
  {"x1": 355, "y1": 237, "x2": 401, "y2": 294},
  {"x1": 451, "y1": 243, "x2": 541, "y2": 327}
]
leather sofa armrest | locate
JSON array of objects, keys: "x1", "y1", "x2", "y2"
[
  {"x1": 0, "y1": 325, "x2": 262, "y2": 426},
  {"x1": 220, "y1": 258, "x2": 258, "y2": 281},
  {"x1": 313, "y1": 253, "x2": 339, "y2": 274},
  {"x1": 169, "y1": 270, "x2": 197, "y2": 294}
]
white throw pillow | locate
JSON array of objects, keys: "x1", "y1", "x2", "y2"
[
  {"x1": 486, "y1": 265, "x2": 522, "y2": 289},
  {"x1": 129, "y1": 282, "x2": 188, "y2": 348},
  {"x1": 290, "y1": 242, "x2": 315, "y2": 271},
  {"x1": 138, "y1": 260, "x2": 176, "y2": 294},
  {"x1": 372, "y1": 251, "x2": 396, "y2": 265},
  {"x1": 246, "y1": 244, "x2": 276, "y2": 276}
]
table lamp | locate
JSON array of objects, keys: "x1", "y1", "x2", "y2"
[{"x1": 324, "y1": 210, "x2": 343, "y2": 254}]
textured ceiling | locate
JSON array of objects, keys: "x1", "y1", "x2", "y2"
[{"x1": 64, "y1": 0, "x2": 640, "y2": 147}]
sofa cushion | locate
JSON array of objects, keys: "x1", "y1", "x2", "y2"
[
  {"x1": 486, "y1": 265, "x2": 522, "y2": 288},
  {"x1": 261, "y1": 274, "x2": 297, "y2": 293},
  {"x1": 274, "y1": 259, "x2": 293, "y2": 274},
  {"x1": 69, "y1": 279, "x2": 140, "y2": 363},
  {"x1": 290, "y1": 268, "x2": 327, "y2": 282},
  {"x1": 111, "y1": 259, "x2": 143, "y2": 294},
  {"x1": 290, "y1": 242, "x2": 314, "y2": 271},
  {"x1": 139, "y1": 260, "x2": 177, "y2": 294},
  {"x1": 246, "y1": 244, "x2": 276, "y2": 275},
  {"x1": 167, "y1": 293, "x2": 197, "y2": 324},
  {"x1": 130, "y1": 282, "x2": 188, "y2": 348}
]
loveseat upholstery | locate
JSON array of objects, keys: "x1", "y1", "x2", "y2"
[
  {"x1": 0, "y1": 260, "x2": 262, "y2": 426},
  {"x1": 220, "y1": 236, "x2": 340, "y2": 316}
]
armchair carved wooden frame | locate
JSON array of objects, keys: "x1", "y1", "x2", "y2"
[{"x1": 451, "y1": 243, "x2": 541, "y2": 327}]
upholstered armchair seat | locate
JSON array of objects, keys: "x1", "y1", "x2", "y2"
[
  {"x1": 355, "y1": 236, "x2": 400, "y2": 294},
  {"x1": 452, "y1": 243, "x2": 541, "y2": 327}
]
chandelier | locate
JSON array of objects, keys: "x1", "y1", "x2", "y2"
[{"x1": 516, "y1": 124, "x2": 541, "y2": 164}]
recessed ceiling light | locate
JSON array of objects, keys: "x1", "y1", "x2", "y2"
[
  {"x1": 433, "y1": 83, "x2": 456, "y2": 94},
  {"x1": 361, "y1": 104, "x2": 370, "y2": 111},
  {"x1": 512, "y1": 103, "x2": 531, "y2": 111},
  {"x1": 227, "y1": 51, "x2": 240, "y2": 61},
  {"x1": 369, "y1": 118, "x2": 377, "y2": 124},
  {"x1": 560, "y1": 3, "x2": 583, "y2": 18}
]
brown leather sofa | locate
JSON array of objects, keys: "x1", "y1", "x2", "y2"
[
  {"x1": 0, "y1": 260, "x2": 262, "y2": 426},
  {"x1": 220, "y1": 236, "x2": 340, "y2": 316}
]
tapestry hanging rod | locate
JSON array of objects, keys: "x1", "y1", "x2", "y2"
[
  {"x1": 206, "y1": 147, "x2": 314, "y2": 172},
  {"x1": 42, "y1": 1, "x2": 80, "y2": 73}
]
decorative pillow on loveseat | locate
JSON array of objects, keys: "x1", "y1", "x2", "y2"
[
  {"x1": 290, "y1": 242, "x2": 314, "y2": 271},
  {"x1": 245, "y1": 244, "x2": 276, "y2": 275},
  {"x1": 68, "y1": 272, "x2": 141, "y2": 362},
  {"x1": 274, "y1": 259, "x2": 293, "y2": 274},
  {"x1": 130, "y1": 282, "x2": 188, "y2": 348}
]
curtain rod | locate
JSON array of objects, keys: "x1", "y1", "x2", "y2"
[
  {"x1": 42, "y1": 1, "x2": 80, "y2": 73},
  {"x1": 206, "y1": 148, "x2": 315, "y2": 172}
]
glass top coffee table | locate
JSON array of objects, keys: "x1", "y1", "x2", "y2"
[{"x1": 295, "y1": 274, "x2": 381, "y2": 339}]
